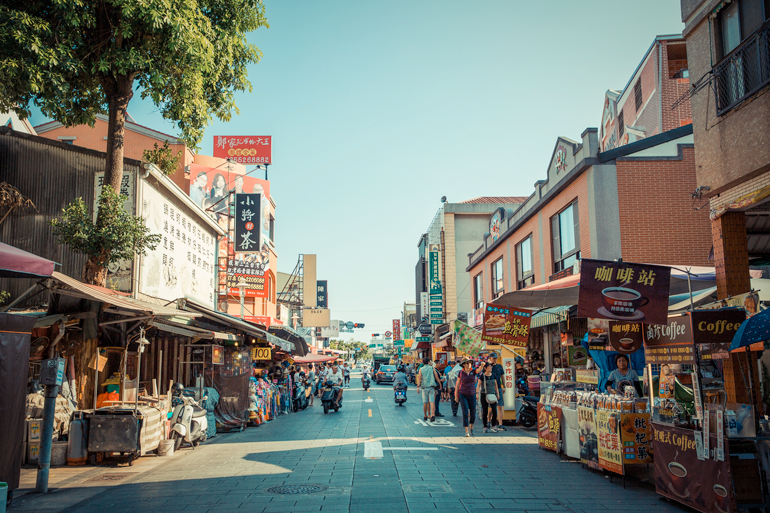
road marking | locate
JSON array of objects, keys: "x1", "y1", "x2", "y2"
[
  {"x1": 383, "y1": 447, "x2": 438, "y2": 451},
  {"x1": 413, "y1": 418, "x2": 455, "y2": 427},
  {"x1": 414, "y1": 419, "x2": 428, "y2": 426},
  {"x1": 368, "y1": 409, "x2": 372, "y2": 417},
  {"x1": 365, "y1": 397, "x2": 373, "y2": 403},
  {"x1": 364, "y1": 441, "x2": 383, "y2": 459}
]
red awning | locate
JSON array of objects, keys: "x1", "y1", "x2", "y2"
[
  {"x1": 293, "y1": 354, "x2": 338, "y2": 364},
  {"x1": 0, "y1": 242, "x2": 56, "y2": 278},
  {"x1": 415, "y1": 342, "x2": 431, "y2": 350}
]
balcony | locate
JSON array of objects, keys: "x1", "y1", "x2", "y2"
[{"x1": 715, "y1": 22, "x2": 770, "y2": 116}]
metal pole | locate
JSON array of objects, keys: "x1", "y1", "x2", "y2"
[
  {"x1": 240, "y1": 288, "x2": 245, "y2": 319},
  {"x1": 687, "y1": 268, "x2": 695, "y2": 311},
  {"x1": 36, "y1": 322, "x2": 65, "y2": 493}
]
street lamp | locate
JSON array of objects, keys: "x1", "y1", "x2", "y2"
[{"x1": 236, "y1": 278, "x2": 248, "y2": 319}]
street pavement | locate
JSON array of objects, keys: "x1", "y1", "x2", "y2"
[{"x1": 11, "y1": 370, "x2": 690, "y2": 513}]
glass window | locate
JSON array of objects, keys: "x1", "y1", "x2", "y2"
[
  {"x1": 473, "y1": 272, "x2": 484, "y2": 309},
  {"x1": 492, "y1": 258, "x2": 504, "y2": 298},
  {"x1": 552, "y1": 201, "x2": 581, "y2": 273},
  {"x1": 720, "y1": 2, "x2": 741, "y2": 56},
  {"x1": 516, "y1": 236, "x2": 535, "y2": 289}
]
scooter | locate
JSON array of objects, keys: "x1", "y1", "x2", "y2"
[
  {"x1": 320, "y1": 379, "x2": 343, "y2": 414},
  {"x1": 515, "y1": 376, "x2": 537, "y2": 428},
  {"x1": 170, "y1": 393, "x2": 208, "y2": 450},
  {"x1": 362, "y1": 375, "x2": 371, "y2": 391},
  {"x1": 293, "y1": 379, "x2": 309, "y2": 412},
  {"x1": 394, "y1": 384, "x2": 407, "y2": 406}
]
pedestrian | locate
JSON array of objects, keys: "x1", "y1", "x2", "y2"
[
  {"x1": 416, "y1": 357, "x2": 442, "y2": 422},
  {"x1": 434, "y1": 362, "x2": 445, "y2": 418},
  {"x1": 487, "y1": 352, "x2": 507, "y2": 432},
  {"x1": 478, "y1": 363, "x2": 500, "y2": 433},
  {"x1": 455, "y1": 358, "x2": 477, "y2": 437},
  {"x1": 447, "y1": 359, "x2": 462, "y2": 416},
  {"x1": 307, "y1": 364, "x2": 316, "y2": 406},
  {"x1": 343, "y1": 363, "x2": 351, "y2": 387}
]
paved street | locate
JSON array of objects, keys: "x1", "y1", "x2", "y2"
[{"x1": 12, "y1": 372, "x2": 688, "y2": 513}]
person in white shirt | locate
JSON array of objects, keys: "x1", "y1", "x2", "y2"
[{"x1": 327, "y1": 364, "x2": 344, "y2": 406}]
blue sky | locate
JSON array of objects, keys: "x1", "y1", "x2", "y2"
[{"x1": 31, "y1": 1, "x2": 685, "y2": 342}]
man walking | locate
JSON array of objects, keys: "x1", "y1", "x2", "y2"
[
  {"x1": 416, "y1": 357, "x2": 442, "y2": 422},
  {"x1": 447, "y1": 359, "x2": 462, "y2": 416},
  {"x1": 433, "y1": 359, "x2": 445, "y2": 418},
  {"x1": 343, "y1": 363, "x2": 351, "y2": 387}
]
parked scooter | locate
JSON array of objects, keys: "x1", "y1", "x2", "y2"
[
  {"x1": 320, "y1": 379, "x2": 342, "y2": 414},
  {"x1": 515, "y1": 376, "x2": 537, "y2": 428},
  {"x1": 293, "y1": 377, "x2": 309, "y2": 412},
  {"x1": 170, "y1": 384, "x2": 208, "y2": 450},
  {"x1": 394, "y1": 383, "x2": 407, "y2": 406},
  {"x1": 362, "y1": 375, "x2": 371, "y2": 391}
]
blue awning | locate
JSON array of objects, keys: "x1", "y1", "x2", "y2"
[{"x1": 530, "y1": 305, "x2": 572, "y2": 328}]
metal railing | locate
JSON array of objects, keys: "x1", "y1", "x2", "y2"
[{"x1": 714, "y1": 23, "x2": 770, "y2": 116}]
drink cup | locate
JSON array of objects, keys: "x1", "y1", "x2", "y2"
[
  {"x1": 601, "y1": 287, "x2": 649, "y2": 317},
  {"x1": 668, "y1": 462, "x2": 688, "y2": 496}
]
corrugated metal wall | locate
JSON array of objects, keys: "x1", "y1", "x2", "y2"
[{"x1": 0, "y1": 127, "x2": 142, "y2": 306}]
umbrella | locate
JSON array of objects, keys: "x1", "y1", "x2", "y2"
[
  {"x1": 0, "y1": 242, "x2": 56, "y2": 278},
  {"x1": 730, "y1": 308, "x2": 770, "y2": 351}
]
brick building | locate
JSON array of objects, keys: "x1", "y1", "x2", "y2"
[{"x1": 35, "y1": 114, "x2": 194, "y2": 193}]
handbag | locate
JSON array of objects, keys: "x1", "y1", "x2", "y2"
[{"x1": 484, "y1": 377, "x2": 498, "y2": 404}]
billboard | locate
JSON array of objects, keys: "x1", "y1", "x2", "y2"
[
  {"x1": 317, "y1": 280, "x2": 328, "y2": 308},
  {"x1": 481, "y1": 303, "x2": 532, "y2": 347},
  {"x1": 213, "y1": 136, "x2": 272, "y2": 164},
  {"x1": 234, "y1": 193, "x2": 261, "y2": 253},
  {"x1": 304, "y1": 308, "x2": 330, "y2": 328}
]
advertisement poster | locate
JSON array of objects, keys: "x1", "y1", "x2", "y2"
[
  {"x1": 537, "y1": 403, "x2": 561, "y2": 452},
  {"x1": 653, "y1": 423, "x2": 736, "y2": 513},
  {"x1": 578, "y1": 406, "x2": 601, "y2": 470},
  {"x1": 620, "y1": 413, "x2": 652, "y2": 464},
  {"x1": 578, "y1": 259, "x2": 671, "y2": 325},
  {"x1": 643, "y1": 316, "x2": 695, "y2": 364},
  {"x1": 609, "y1": 321, "x2": 643, "y2": 354},
  {"x1": 568, "y1": 345, "x2": 588, "y2": 366},
  {"x1": 139, "y1": 181, "x2": 218, "y2": 308},
  {"x1": 597, "y1": 410, "x2": 623, "y2": 475},
  {"x1": 502, "y1": 358, "x2": 516, "y2": 409},
  {"x1": 482, "y1": 303, "x2": 532, "y2": 347},
  {"x1": 212, "y1": 345, "x2": 224, "y2": 365},
  {"x1": 213, "y1": 135, "x2": 272, "y2": 164}
]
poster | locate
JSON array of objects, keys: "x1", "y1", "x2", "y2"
[
  {"x1": 597, "y1": 410, "x2": 623, "y2": 474},
  {"x1": 643, "y1": 316, "x2": 695, "y2": 364},
  {"x1": 567, "y1": 345, "x2": 588, "y2": 366},
  {"x1": 653, "y1": 423, "x2": 736, "y2": 513},
  {"x1": 213, "y1": 135, "x2": 272, "y2": 164},
  {"x1": 578, "y1": 406, "x2": 600, "y2": 470},
  {"x1": 608, "y1": 321, "x2": 643, "y2": 354},
  {"x1": 212, "y1": 345, "x2": 224, "y2": 365},
  {"x1": 619, "y1": 413, "x2": 652, "y2": 464},
  {"x1": 482, "y1": 303, "x2": 532, "y2": 347},
  {"x1": 502, "y1": 358, "x2": 516, "y2": 410},
  {"x1": 537, "y1": 403, "x2": 561, "y2": 452},
  {"x1": 579, "y1": 259, "x2": 671, "y2": 325}
]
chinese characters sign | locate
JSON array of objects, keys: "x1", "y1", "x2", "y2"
[
  {"x1": 234, "y1": 193, "x2": 261, "y2": 254},
  {"x1": 502, "y1": 358, "x2": 516, "y2": 409},
  {"x1": 608, "y1": 321, "x2": 643, "y2": 354},
  {"x1": 578, "y1": 406, "x2": 601, "y2": 470},
  {"x1": 393, "y1": 319, "x2": 401, "y2": 342},
  {"x1": 597, "y1": 410, "x2": 623, "y2": 475},
  {"x1": 691, "y1": 309, "x2": 745, "y2": 360},
  {"x1": 619, "y1": 414, "x2": 652, "y2": 464},
  {"x1": 482, "y1": 303, "x2": 532, "y2": 347},
  {"x1": 578, "y1": 259, "x2": 671, "y2": 325},
  {"x1": 213, "y1": 136, "x2": 272, "y2": 164},
  {"x1": 317, "y1": 281, "x2": 328, "y2": 308},
  {"x1": 537, "y1": 403, "x2": 561, "y2": 452},
  {"x1": 429, "y1": 246, "x2": 442, "y2": 294},
  {"x1": 643, "y1": 316, "x2": 695, "y2": 364}
]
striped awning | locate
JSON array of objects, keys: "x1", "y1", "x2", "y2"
[{"x1": 530, "y1": 305, "x2": 572, "y2": 328}]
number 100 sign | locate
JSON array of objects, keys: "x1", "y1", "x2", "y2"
[{"x1": 251, "y1": 347, "x2": 271, "y2": 361}]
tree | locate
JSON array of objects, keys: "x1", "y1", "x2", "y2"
[
  {"x1": 0, "y1": 0, "x2": 268, "y2": 284},
  {"x1": 143, "y1": 141, "x2": 181, "y2": 177}
]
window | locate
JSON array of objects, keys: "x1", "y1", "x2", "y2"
[
  {"x1": 269, "y1": 216, "x2": 275, "y2": 241},
  {"x1": 491, "y1": 258, "x2": 504, "y2": 298},
  {"x1": 551, "y1": 201, "x2": 581, "y2": 273},
  {"x1": 617, "y1": 110, "x2": 625, "y2": 138},
  {"x1": 634, "y1": 80, "x2": 643, "y2": 111},
  {"x1": 473, "y1": 272, "x2": 484, "y2": 309},
  {"x1": 516, "y1": 236, "x2": 535, "y2": 289}
]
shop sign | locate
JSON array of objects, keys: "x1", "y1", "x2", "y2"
[
  {"x1": 244, "y1": 315, "x2": 273, "y2": 328},
  {"x1": 549, "y1": 266, "x2": 574, "y2": 282},
  {"x1": 489, "y1": 208, "x2": 503, "y2": 242},
  {"x1": 392, "y1": 319, "x2": 400, "y2": 342},
  {"x1": 643, "y1": 316, "x2": 695, "y2": 364},
  {"x1": 502, "y1": 358, "x2": 516, "y2": 409},
  {"x1": 691, "y1": 309, "x2": 746, "y2": 360},
  {"x1": 234, "y1": 193, "x2": 261, "y2": 254},
  {"x1": 430, "y1": 319, "x2": 443, "y2": 325},
  {"x1": 420, "y1": 292, "x2": 429, "y2": 318},
  {"x1": 393, "y1": 340, "x2": 405, "y2": 346},
  {"x1": 537, "y1": 403, "x2": 561, "y2": 452},
  {"x1": 251, "y1": 347, "x2": 271, "y2": 361},
  {"x1": 576, "y1": 369, "x2": 599, "y2": 384},
  {"x1": 597, "y1": 410, "x2": 623, "y2": 475},
  {"x1": 578, "y1": 259, "x2": 671, "y2": 325},
  {"x1": 212, "y1": 345, "x2": 224, "y2": 365},
  {"x1": 316, "y1": 280, "x2": 328, "y2": 308},
  {"x1": 608, "y1": 321, "x2": 643, "y2": 354},
  {"x1": 429, "y1": 247, "x2": 442, "y2": 294},
  {"x1": 567, "y1": 346, "x2": 588, "y2": 366},
  {"x1": 619, "y1": 413, "x2": 652, "y2": 464},
  {"x1": 416, "y1": 337, "x2": 431, "y2": 342},
  {"x1": 653, "y1": 423, "x2": 736, "y2": 513},
  {"x1": 481, "y1": 302, "x2": 532, "y2": 347},
  {"x1": 578, "y1": 406, "x2": 601, "y2": 470},
  {"x1": 430, "y1": 313, "x2": 443, "y2": 319},
  {"x1": 430, "y1": 307, "x2": 443, "y2": 312},
  {"x1": 213, "y1": 135, "x2": 271, "y2": 164}
]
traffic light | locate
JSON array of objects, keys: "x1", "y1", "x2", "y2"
[{"x1": 354, "y1": 323, "x2": 365, "y2": 328}]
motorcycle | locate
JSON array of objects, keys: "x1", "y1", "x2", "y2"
[
  {"x1": 293, "y1": 378, "x2": 309, "y2": 412},
  {"x1": 320, "y1": 379, "x2": 343, "y2": 414},
  {"x1": 170, "y1": 392, "x2": 208, "y2": 450},
  {"x1": 362, "y1": 375, "x2": 371, "y2": 391},
  {"x1": 394, "y1": 383, "x2": 407, "y2": 406},
  {"x1": 517, "y1": 394, "x2": 538, "y2": 428}
]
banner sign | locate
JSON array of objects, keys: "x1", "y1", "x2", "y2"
[
  {"x1": 597, "y1": 410, "x2": 623, "y2": 474},
  {"x1": 653, "y1": 423, "x2": 736, "y2": 513},
  {"x1": 250, "y1": 347, "x2": 272, "y2": 360},
  {"x1": 620, "y1": 413, "x2": 652, "y2": 464},
  {"x1": 452, "y1": 319, "x2": 485, "y2": 357},
  {"x1": 502, "y1": 358, "x2": 516, "y2": 409},
  {"x1": 609, "y1": 321, "x2": 643, "y2": 354},
  {"x1": 429, "y1": 246, "x2": 442, "y2": 294},
  {"x1": 234, "y1": 193, "x2": 261, "y2": 254},
  {"x1": 482, "y1": 302, "x2": 532, "y2": 347},
  {"x1": 393, "y1": 319, "x2": 401, "y2": 344},
  {"x1": 213, "y1": 135, "x2": 272, "y2": 164},
  {"x1": 643, "y1": 316, "x2": 695, "y2": 364},
  {"x1": 578, "y1": 406, "x2": 601, "y2": 470},
  {"x1": 691, "y1": 309, "x2": 745, "y2": 360},
  {"x1": 537, "y1": 403, "x2": 561, "y2": 452},
  {"x1": 317, "y1": 280, "x2": 328, "y2": 308},
  {"x1": 578, "y1": 259, "x2": 671, "y2": 325}
]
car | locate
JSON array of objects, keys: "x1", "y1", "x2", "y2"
[{"x1": 375, "y1": 365, "x2": 397, "y2": 384}]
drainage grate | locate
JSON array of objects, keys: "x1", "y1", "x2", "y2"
[
  {"x1": 89, "y1": 473, "x2": 136, "y2": 482},
  {"x1": 266, "y1": 485, "x2": 326, "y2": 495}
]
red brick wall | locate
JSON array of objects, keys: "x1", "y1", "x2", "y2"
[
  {"x1": 661, "y1": 42, "x2": 693, "y2": 130},
  {"x1": 616, "y1": 147, "x2": 712, "y2": 266}
]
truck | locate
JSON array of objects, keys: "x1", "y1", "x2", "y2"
[{"x1": 372, "y1": 356, "x2": 390, "y2": 373}]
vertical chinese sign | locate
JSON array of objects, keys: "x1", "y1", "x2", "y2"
[
  {"x1": 482, "y1": 303, "x2": 532, "y2": 347},
  {"x1": 619, "y1": 414, "x2": 652, "y2": 465},
  {"x1": 578, "y1": 259, "x2": 671, "y2": 325},
  {"x1": 537, "y1": 403, "x2": 561, "y2": 452},
  {"x1": 393, "y1": 319, "x2": 401, "y2": 343},
  {"x1": 597, "y1": 410, "x2": 623, "y2": 474},
  {"x1": 231, "y1": 193, "x2": 267, "y2": 297},
  {"x1": 578, "y1": 406, "x2": 600, "y2": 470},
  {"x1": 502, "y1": 358, "x2": 516, "y2": 410},
  {"x1": 429, "y1": 245, "x2": 443, "y2": 325},
  {"x1": 317, "y1": 280, "x2": 328, "y2": 308}
]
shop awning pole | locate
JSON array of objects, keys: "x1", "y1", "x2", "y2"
[{"x1": 35, "y1": 320, "x2": 65, "y2": 494}]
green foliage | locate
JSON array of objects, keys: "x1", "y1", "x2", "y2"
[
  {"x1": 329, "y1": 339, "x2": 371, "y2": 360},
  {"x1": 0, "y1": 290, "x2": 10, "y2": 306},
  {"x1": 143, "y1": 140, "x2": 180, "y2": 176},
  {"x1": 0, "y1": 0, "x2": 269, "y2": 149},
  {"x1": 49, "y1": 185, "x2": 161, "y2": 266}
]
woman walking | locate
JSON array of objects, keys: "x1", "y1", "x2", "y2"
[
  {"x1": 454, "y1": 358, "x2": 477, "y2": 437},
  {"x1": 478, "y1": 363, "x2": 499, "y2": 433}
]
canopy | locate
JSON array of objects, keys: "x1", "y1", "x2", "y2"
[
  {"x1": 293, "y1": 354, "x2": 338, "y2": 364},
  {"x1": 0, "y1": 242, "x2": 56, "y2": 278},
  {"x1": 730, "y1": 308, "x2": 770, "y2": 351}
]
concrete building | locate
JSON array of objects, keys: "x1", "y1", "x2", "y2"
[{"x1": 0, "y1": 111, "x2": 36, "y2": 135}]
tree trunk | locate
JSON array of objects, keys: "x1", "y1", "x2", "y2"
[
  {"x1": 101, "y1": 74, "x2": 135, "y2": 193},
  {"x1": 82, "y1": 255, "x2": 108, "y2": 286}
]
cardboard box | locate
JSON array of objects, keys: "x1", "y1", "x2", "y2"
[
  {"x1": 27, "y1": 418, "x2": 42, "y2": 442},
  {"x1": 27, "y1": 441, "x2": 40, "y2": 465}
]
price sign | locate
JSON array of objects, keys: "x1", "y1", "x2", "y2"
[{"x1": 251, "y1": 347, "x2": 272, "y2": 361}]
